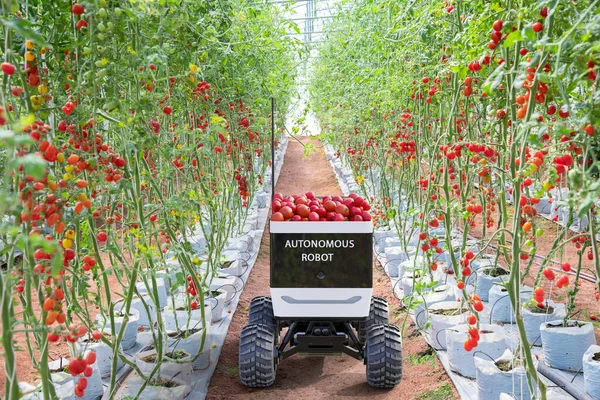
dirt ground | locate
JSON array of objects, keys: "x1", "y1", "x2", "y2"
[{"x1": 206, "y1": 137, "x2": 457, "y2": 400}]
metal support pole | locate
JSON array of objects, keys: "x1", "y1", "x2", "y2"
[{"x1": 271, "y1": 97, "x2": 275, "y2": 202}]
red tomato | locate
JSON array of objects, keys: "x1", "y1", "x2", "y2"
[
  {"x1": 308, "y1": 212, "x2": 320, "y2": 221},
  {"x1": 1, "y1": 62, "x2": 15, "y2": 75},
  {"x1": 335, "y1": 204, "x2": 349, "y2": 217},
  {"x1": 77, "y1": 377, "x2": 88, "y2": 390},
  {"x1": 297, "y1": 204, "x2": 310, "y2": 218},
  {"x1": 280, "y1": 206, "x2": 293, "y2": 220},
  {"x1": 74, "y1": 386, "x2": 84, "y2": 398},
  {"x1": 72, "y1": 3, "x2": 84, "y2": 15},
  {"x1": 85, "y1": 351, "x2": 96, "y2": 365},
  {"x1": 543, "y1": 268, "x2": 555, "y2": 281},
  {"x1": 271, "y1": 212, "x2": 284, "y2": 222},
  {"x1": 295, "y1": 196, "x2": 308, "y2": 206},
  {"x1": 464, "y1": 338, "x2": 474, "y2": 352},
  {"x1": 324, "y1": 200, "x2": 336, "y2": 212}
]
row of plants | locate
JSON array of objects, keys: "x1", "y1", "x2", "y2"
[
  {"x1": 310, "y1": 0, "x2": 600, "y2": 398},
  {"x1": 0, "y1": 0, "x2": 298, "y2": 399}
]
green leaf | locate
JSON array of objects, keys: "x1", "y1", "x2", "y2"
[
  {"x1": 483, "y1": 64, "x2": 505, "y2": 95},
  {"x1": 0, "y1": 17, "x2": 51, "y2": 48},
  {"x1": 387, "y1": 208, "x2": 397, "y2": 220},
  {"x1": 19, "y1": 154, "x2": 47, "y2": 180},
  {"x1": 52, "y1": 252, "x2": 63, "y2": 278},
  {"x1": 513, "y1": 74, "x2": 526, "y2": 89},
  {"x1": 527, "y1": 133, "x2": 542, "y2": 148},
  {"x1": 504, "y1": 30, "x2": 523, "y2": 47},
  {"x1": 577, "y1": 196, "x2": 595, "y2": 218},
  {"x1": 523, "y1": 25, "x2": 536, "y2": 42}
]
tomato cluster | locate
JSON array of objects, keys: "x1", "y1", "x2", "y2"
[
  {"x1": 270, "y1": 192, "x2": 372, "y2": 222},
  {"x1": 68, "y1": 346, "x2": 97, "y2": 398}
]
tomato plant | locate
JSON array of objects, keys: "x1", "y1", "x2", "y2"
[
  {"x1": 0, "y1": 0, "x2": 299, "y2": 399},
  {"x1": 310, "y1": 0, "x2": 600, "y2": 397}
]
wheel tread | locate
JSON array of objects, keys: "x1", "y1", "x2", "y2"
[
  {"x1": 359, "y1": 296, "x2": 389, "y2": 341},
  {"x1": 248, "y1": 296, "x2": 275, "y2": 328},
  {"x1": 366, "y1": 324, "x2": 402, "y2": 388},
  {"x1": 239, "y1": 323, "x2": 276, "y2": 387}
]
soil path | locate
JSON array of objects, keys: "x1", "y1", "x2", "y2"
[{"x1": 207, "y1": 137, "x2": 456, "y2": 400}]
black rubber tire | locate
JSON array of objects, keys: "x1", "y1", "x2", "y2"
[
  {"x1": 359, "y1": 296, "x2": 389, "y2": 342},
  {"x1": 239, "y1": 324, "x2": 277, "y2": 387},
  {"x1": 248, "y1": 296, "x2": 275, "y2": 328},
  {"x1": 365, "y1": 324, "x2": 402, "y2": 388}
]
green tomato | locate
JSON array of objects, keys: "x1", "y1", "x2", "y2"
[
  {"x1": 82, "y1": 47, "x2": 92, "y2": 56},
  {"x1": 96, "y1": 69, "x2": 108, "y2": 79},
  {"x1": 114, "y1": 8, "x2": 122, "y2": 17},
  {"x1": 97, "y1": 46, "x2": 106, "y2": 54},
  {"x1": 103, "y1": 101, "x2": 118, "y2": 111},
  {"x1": 97, "y1": 33, "x2": 106, "y2": 41},
  {"x1": 85, "y1": 87, "x2": 94, "y2": 96},
  {"x1": 95, "y1": 60, "x2": 104, "y2": 68},
  {"x1": 107, "y1": 22, "x2": 114, "y2": 31},
  {"x1": 535, "y1": 228, "x2": 544, "y2": 237},
  {"x1": 98, "y1": 8, "x2": 107, "y2": 18},
  {"x1": 97, "y1": 22, "x2": 106, "y2": 32},
  {"x1": 99, "y1": 0, "x2": 107, "y2": 7},
  {"x1": 568, "y1": 168, "x2": 583, "y2": 190}
]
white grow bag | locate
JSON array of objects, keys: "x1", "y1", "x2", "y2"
[
  {"x1": 446, "y1": 323, "x2": 507, "y2": 379},
  {"x1": 425, "y1": 301, "x2": 469, "y2": 350},
  {"x1": 95, "y1": 309, "x2": 139, "y2": 351},
  {"x1": 488, "y1": 285, "x2": 532, "y2": 323},
  {"x1": 521, "y1": 301, "x2": 565, "y2": 346},
  {"x1": 540, "y1": 320, "x2": 597, "y2": 371},
  {"x1": 166, "y1": 320, "x2": 212, "y2": 370},
  {"x1": 474, "y1": 349, "x2": 537, "y2": 399},
  {"x1": 583, "y1": 345, "x2": 600, "y2": 400}
]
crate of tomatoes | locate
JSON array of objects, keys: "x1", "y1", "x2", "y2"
[{"x1": 270, "y1": 192, "x2": 372, "y2": 222}]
